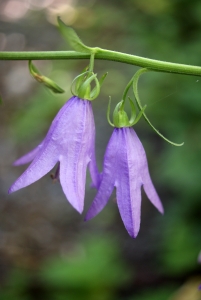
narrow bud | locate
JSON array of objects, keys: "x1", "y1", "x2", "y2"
[{"x1": 28, "y1": 61, "x2": 65, "y2": 94}]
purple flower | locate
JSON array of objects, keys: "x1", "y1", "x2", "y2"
[
  {"x1": 85, "y1": 127, "x2": 164, "y2": 238},
  {"x1": 9, "y1": 96, "x2": 100, "y2": 213}
]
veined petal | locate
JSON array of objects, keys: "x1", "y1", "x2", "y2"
[
  {"x1": 9, "y1": 97, "x2": 85, "y2": 194},
  {"x1": 115, "y1": 128, "x2": 142, "y2": 238},
  {"x1": 87, "y1": 103, "x2": 101, "y2": 189},
  {"x1": 85, "y1": 172, "x2": 114, "y2": 220},
  {"x1": 8, "y1": 99, "x2": 75, "y2": 193},
  {"x1": 85, "y1": 129, "x2": 119, "y2": 220},
  {"x1": 117, "y1": 181, "x2": 142, "y2": 238},
  {"x1": 143, "y1": 171, "x2": 164, "y2": 214},
  {"x1": 8, "y1": 141, "x2": 59, "y2": 193},
  {"x1": 59, "y1": 155, "x2": 89, "y2": 213},
  {"x1": 59, "y1": 99, "x2": 95, "y2": 213},
  {"x1": 13, "y1": 142, "x2": 44, "y2": 166},
  {"x1": 127, "y1": 128, "x2": 164, "y2": 214},
  {"x1": 88, "y1": 154, "x2": 101, "y2": 189},
  {"x1": 9, "y1": 96, "x2": 100, "y2": 214}
]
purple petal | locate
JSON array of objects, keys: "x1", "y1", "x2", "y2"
[
  {"x1": 127, "y1": 128, "x2": 164, "y2": 214},
  {"x1": 143, "y1": 171, "x2": 164, "y2": 213},
  {"x1": 88, "y1": 139, "x2": 101, "y2": 189},
  {"x1": 13, "y1": 142, "x2": 44, "y2": 166},
  {"x1": 9, "y1": 97, "x2": 81, "y2": 195},
  {"x1": 117, "y1": 181, "x2": 142, "y2": 238},
  {"x1": 115, "y1": 128, "x2": 142, "y2": 238},
  {"x1": 8, "y1": 141, "x2": 59, "y2": 193},
  {"x1": 9, "y1": 96, "x2": 101, "y2": 213},
  {"x1": 87, "y1": 102, "x2": 101, "y2": 189},
  {"x1": 85, "y1": 172, "x2": 114, "y2": 220},
  {"x1": 85, "y1": 130, "x2": 119, "y2": 220},
  {"x1": 59, "y1": 155, "x2": 89, "y2": 213},
  {"x1": 58, "y1": 99, "x2": 97, "y2": 213}
]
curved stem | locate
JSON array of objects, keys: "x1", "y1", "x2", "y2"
[
  {"x1": 133, "y1": 68, "x2": 184, "y2": 146},
  {"x1": 0, "y1": 49, "x2": 201, "y2": 77}
]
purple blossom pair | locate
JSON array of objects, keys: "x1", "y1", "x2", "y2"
[{"x1": 9, "y1": 96, "x2": 163, "y2": 237}]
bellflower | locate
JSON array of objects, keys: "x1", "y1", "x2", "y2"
[
  {"x1": 9, "y1": 96, "x2": 100, "y2": 213},
  {"x1": 85, "y1": 127, "x2": 164, "y2": 238}
]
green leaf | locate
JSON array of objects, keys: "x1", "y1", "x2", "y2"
[{"x1": 57, "y1": 17, "x2": 92, "y2": 53}]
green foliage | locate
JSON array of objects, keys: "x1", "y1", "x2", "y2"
[
  {"x1": 129, "y1": 286, "x2": 177, "y2": 300},
  {"x1": 0, "y1": 269, "x2": 31, "y2": 300},
  {"x1": 40, "y1": 236, "x2": 131, "y2": 299},
  {"x1": 57, "y1": 17, "x2": 92, "y2": 53},
  {"x1": 0, "y1": 236, "x2": 131, "y2": 300}
]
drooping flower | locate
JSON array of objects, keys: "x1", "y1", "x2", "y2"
[
  {"x1": 85, "y1": 127, "x2": 164, "y2": 238},
  {"x1": 9, "y1": 96, "x2": 100, "y2": 213}
]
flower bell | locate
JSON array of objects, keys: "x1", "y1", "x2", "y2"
[
  {"x1": 8, "y1": 63, "x2": 107, "y2": 213},
  {"x1": 9, "y1": 96, "x2": 100, "y2": 213},
  {"x1": 85, "y1": 98, "x2": 164, "y2": 238}
]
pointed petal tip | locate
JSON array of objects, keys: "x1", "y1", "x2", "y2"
[
  {"x1": 72, "y1": 204, "x2": 83, "y2": 214},
  {"x1": 126, "y1": 228, "x2": 138, "y2": 239},
  {"x1": 157, "y1": 202, "x2": 164, "y2": 215},
  {"x1": 84, "y1": 211, "x2": 93, "y2": 221},
  {"x1": 13, "y1": 158, "x2": 27, "y2": 166},
  {"x1": 154, "y1": 201, "x2": 164, "y2": 215},
  {"x1": 160, "y1": 204, "x2": 164, "y2": 214},
  {"x1": 13, "y1": 161, "x2": 21, "y2": 167},
  {"x1": 8, "y1": 186, "x2": 15, "y2": 194},
  {"x1": 124, "y1": 224, "x2": 140, "y2": 239}
]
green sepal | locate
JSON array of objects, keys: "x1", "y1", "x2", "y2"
[
  {"x1": 99, "y1": 72, "x2": 108, "y2": 87},
  {"x1": 78, "y1": 73, "x2": 99, "y2": 100},
  {"x1": 131, "y1": 105, "x2": 147, "y2": 125},
  {"x1": 57, "y1": 17, "x2": 92, "y2": 53},
  {"x1": 71, "y1": 70, "x2": 103, "y2": 101},
  {"x1": 71, "y1": 71, "x2": 89, "y2": 96},
  {"x1": 28, "y1": 61, "x2": 65, "y2": 94},
  {"x1": 107, "y1": 95, "x2": 146, "y2": 128},
  {"x1": 113, "y1": 101, "x2": 130, "y2": 128},
  {"x1": 90, "y1": 72, "x2": 108, "y2": 99},
  {"x1": 107, "y1": 97, "x2": 114, "y2": 127},
  {"x1": 133, "y1": 68, "x2": 184, "y2": 146},
  {"x1": 75, "y1": 66, "x2": 89, "y2": 92},
  {"x1": 128, "y1": 97, "x2": 137, "y2": 124}
]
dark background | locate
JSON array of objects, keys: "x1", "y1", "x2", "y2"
[{"x1": 0, "y1": 0, "x2": 201, "y2": 299}]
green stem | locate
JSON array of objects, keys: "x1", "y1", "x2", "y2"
[
  {"x1": 88, "y1": 53, "x2": 95, "y2": 73},
  {"x1": 133, "y1": 68, "x2": 184, "y2": 146},
  {"x1": 0, "y1": 48, "x2": 201, "y2": 77}
]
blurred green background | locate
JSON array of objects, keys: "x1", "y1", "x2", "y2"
[{"x1": 0, "y1": 0, "x2": 201, "y2": 299}]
